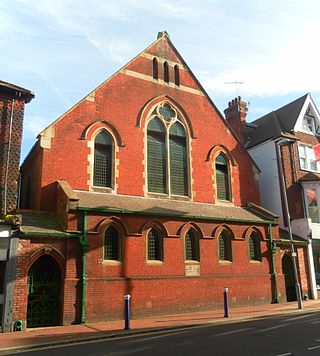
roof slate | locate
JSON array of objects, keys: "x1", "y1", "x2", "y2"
[
  {"x1": 17, "y1": 211, "x2": 64, "y2": 235},
  {"x1": 75, "y1": 191, "x2": 273, "y2": 223}
]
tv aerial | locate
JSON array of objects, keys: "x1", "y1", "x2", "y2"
[{"x1": 224, "y1": 81, "x2": 243, "y2": 96}]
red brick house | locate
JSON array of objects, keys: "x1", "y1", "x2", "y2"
[
  {"x1": 14, "y1": 32, "x2": 284, "y2": 329},
  {"x1": 228, "y1": 94, "x2": 318, "y2": 302},
  {"x1": 0, "y1": 81, "x2": 34, "y2": 332}
]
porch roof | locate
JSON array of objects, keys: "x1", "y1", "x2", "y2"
[
  {"x1": 16, "y1": 211, "x2": 65, "y2": 236},
  {"x1": 74, "y1": 191, "x2": 277, "y2": 224}
]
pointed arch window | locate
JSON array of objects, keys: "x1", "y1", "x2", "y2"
[
  {"x1": 147, "y1": 103, "x2": 189, "y2": 197},
  {"x1": 93, "y1": 131, "x2": 113, "y2": 188},
  {"x1": 152, "y1": 58, "x2": 158, "y2": 80},
  {"x1": 147, "y1": 228, "x2": 163, "y2": 261},
  {"x1": 104, "y1": 226, "x2": 121, "y2": 261},
  {"x1": 185, "y1": 229, "x2": 199, "y2": 261},
  {"x1": 174, "y1": 65, "x2": 180, "y2": 86},
  {"x1": 164, "y1": 61, "x2": 169, "y2": 83},
  {"x1": 219, "y1": 230, "x2": 232, "y2": 262},
  {"x1": 147, "y1": 119, "x2": 167, "y2": 194},
  {"x1": 169, "y1": 122, "x2": 188, "y2": 195},
  {"x1": 215, "y1": 153, "x2": 231, "y2": 201},
  {"x1": 249, "y1": 232, "x2": 262, "y2": 261}
]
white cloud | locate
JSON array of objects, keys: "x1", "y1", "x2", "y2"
[
  {"x1": 199, "y1": 15, "x2": 320, "y2": 98},
  {"x1": 24, "y1": 115, "x2": 49, "y2": 137},
  {"x1": 2, "y1": 0, "x2": 320, "y2": 160}
]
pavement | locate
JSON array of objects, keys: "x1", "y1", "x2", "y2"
[{"x1": 0, "y1": 299, "x2": 319, "y2": 354}]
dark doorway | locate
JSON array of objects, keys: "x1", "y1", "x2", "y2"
[
  {"x1": 282, "y1": 254, "x2": 297, "y2": 302},
  {"x1": 27, "y1": 255, "x2": 61, "y2": 327}
]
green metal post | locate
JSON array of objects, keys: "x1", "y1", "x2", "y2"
[
  {"x1": 80, "y1": 210, "x2": 89, "y2": 324},
  {"x1": 269, "y1": 223, "x2": 279, "y2": 303}
]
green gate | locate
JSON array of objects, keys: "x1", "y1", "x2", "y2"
[{"x1": 27, "y1": 255, "x2": 61, "y2": 327}]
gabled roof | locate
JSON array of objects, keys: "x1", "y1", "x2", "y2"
[
  {"x1": 37, "y1": 32, "x2": 250, "y2": 154},
  {"x1": 246, "y1": 94, "x2": 308, "y2": 148},
  {"x1": 38, "y1": 31, "x2": 191, "y2": 137},
  {"x1": 0, "y1": 80, "x2": 34, "y2": 103}
]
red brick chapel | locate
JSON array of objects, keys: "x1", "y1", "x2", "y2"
[{"x1": 14, "y1": 32, "x2": 288, "y2": 328}]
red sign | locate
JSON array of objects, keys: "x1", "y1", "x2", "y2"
[{"x1": 314, "y1": 143, "x2": 320, "y2": 162}]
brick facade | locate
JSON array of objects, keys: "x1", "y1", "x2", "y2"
[
  {"x1": 0, "y1": 81, "x2": 33, "y2": 332},
  {"x1": 16, "y1": 33, "x2": 286, "y2": 327},
  {"x1": 228, "y1": 93, "x2": 317, "y2": 302},
  {"x1": 13, "y1": 217, "x2": 284, "y2": 324},
  {"x1": 0, "y1": 83, "x2": 34, "y2": 215}
]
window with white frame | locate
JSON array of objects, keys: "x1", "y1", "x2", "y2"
[
  {"x1": 303, "y1": 115, "x2": 315, "y2": 133},
  {"x1": 304, "y1": 186, "x2": 320, "y2": 224},
  {"x1": 298, "y1": 144, "x2": 319, "y2": 172}
]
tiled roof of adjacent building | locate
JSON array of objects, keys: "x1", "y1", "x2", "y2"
[
  {"x1": 0, "y1": 80, "x2": 34, "y2": 102},
  {"x1": 279, "y1": 228, "x2": 308, "y2": 244},
  {"x1": 245, "y1": 94, "x2": 308, "y2": 148}
]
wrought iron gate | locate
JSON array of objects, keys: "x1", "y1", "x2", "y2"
[
  {"x1": 27, "y1": 255, "x2": 61, "y2": 327},
  {"x1": 282, "y1": 254, "x2": 297, "y2": 302}
]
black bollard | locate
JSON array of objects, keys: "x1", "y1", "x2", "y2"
[
  {"x1": 223, "y1": 287, "x2": 229, "y2": 318},
  {"x1": 124, "y1": 294, "x2": 131, "y2": 330}
]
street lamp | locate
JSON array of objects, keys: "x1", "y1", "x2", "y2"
[{"x1": 276, "y1": 138, "x2": 303, "y2": 309}]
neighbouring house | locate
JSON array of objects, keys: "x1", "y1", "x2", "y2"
[
  {"x1": 226, "y1": 94, "x2": 318, "y2": 302},
  {"x1": 0, "y1": 81, "x2": 34, "y2": 332},
  {"x1": 14, "y1": 32, "x2": 284, "y2": 330}
]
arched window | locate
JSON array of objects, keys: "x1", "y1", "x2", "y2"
[
  {"x1": 152, "y1": 58, "x2": 158, "y2": 80},
  {"x1": 164, "y1": 61, "x2": 169, "y2": 83},
  {"x1": 146, "y1": 103, "x2": 189, "y2": 197},
  {"x1": 174, "y1": 65, "x2": 180, "y2": 86},
  {"x1": 93, "y1": 131, "x2": 113, "y2": 188},
  {"x1": 185, "y1": 229, "x2": 199, "y2": 261},
  {"x1": 215, "y1": 153, "x2": 231, "y2": 201},
  {"x1": 169, "y1": 122, "x2": 188, "y2": 196},
  {"x1": 219, "y1": 230, "x2": 232, "y2": 261},
  {"x1": 147, "y1": 119, "x2": 167, "y2": 194},
  {"x1": 249, "y1": 232, "x2": 262, "y2": 261},
  {"x1": 104, "y1": 226, "x2": 121, "y2": 261},
  {"x1": 147, "y1": 228, "x2": 163, "y2": 261}
]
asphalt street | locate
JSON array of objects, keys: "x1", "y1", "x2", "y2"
[{"x1": 6, "y1": 311, "x2": 320, "y2": 356}]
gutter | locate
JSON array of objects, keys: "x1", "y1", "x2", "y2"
[
  {"x1": 276, "y1": 239, "x2": 308, "y2": 247},
  {"x1": 76, "y1": 206, "x2": 275, "y2": 226},
  {"x1": 19, "y1": 231, "x2": 81, "y2": 238},
  {"x1": 268, "y1": 223, "x2": 279, "y2": 303}
]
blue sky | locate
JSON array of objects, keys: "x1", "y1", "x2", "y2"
[{"x1": 1, "y1": 0, "x2": 320, "y2": 161}]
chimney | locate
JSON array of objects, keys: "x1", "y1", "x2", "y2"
[{"x1": 224, "y1": 96, "x2": 248, "y2": 145}]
